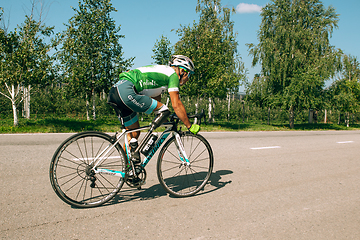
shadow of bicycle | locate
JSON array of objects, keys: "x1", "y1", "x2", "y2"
[
  {"x1": 194, "y1": 169, "x2": 233, "y2": 197},
  {"x1": 99, "y1": 169, "x2": 233, "y2": 207}
]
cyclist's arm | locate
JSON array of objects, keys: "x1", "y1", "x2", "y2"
[{"x1": 169, "y1": 91, "x2": 191, "y2": 129}]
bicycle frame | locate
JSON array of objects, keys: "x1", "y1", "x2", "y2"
[{"x1": 92, "y1": 122, "x2": 189, "y2": 178}]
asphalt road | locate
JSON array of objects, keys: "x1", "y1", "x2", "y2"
[{"x1": 1, "y1": 130, "x2": 359, "y2": 239}]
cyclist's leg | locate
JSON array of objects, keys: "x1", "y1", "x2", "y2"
[
  {"x1": 107, "y1": 83, "x2": 140, "y2": 140},
  {"x1": 108, "y1": 84, "x2": 141, "y2": 162},
  {"x1": 113, "y1": 80, "x2": 170, "y2": 130},
  {"x1": 151, "y1": 104, "x2": 171, "y2": 129},
  {"x1": 125, "y1": 121, "x2": 140, "y2": 142}
]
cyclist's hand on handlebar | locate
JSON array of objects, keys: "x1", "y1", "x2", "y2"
[{"x1": 188, "y1": 124, "x2": 200, "y2": 134}]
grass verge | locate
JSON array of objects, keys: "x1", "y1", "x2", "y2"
[{"x1": 1, "y1": 117, "x2": 360, "y2": 134}]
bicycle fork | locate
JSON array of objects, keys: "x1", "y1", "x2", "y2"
[{"x1": 174, "y1": 132, "x2": 190, "y2": 166}]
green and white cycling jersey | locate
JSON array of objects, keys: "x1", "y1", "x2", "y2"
[{"x1": 119, "y1": 65, "x2": 180, "y2": 97}]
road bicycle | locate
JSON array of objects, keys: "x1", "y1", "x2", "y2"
[{"x1": 49, "y1": 111, "x2": 214, "y2": 208}]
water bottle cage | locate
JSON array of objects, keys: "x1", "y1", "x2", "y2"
[{"x1": 141, "y1": 134, "x2": 158, "y2": 156}]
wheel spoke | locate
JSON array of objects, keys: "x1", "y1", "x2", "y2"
[
  {"x1": 157, "y1": 133, "x2": 213, "y2": 197},
  {"x1": 50, "y1": 132, "x2": 126, "y2": 208}
]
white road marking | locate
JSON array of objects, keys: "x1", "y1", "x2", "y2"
[
  {"x1": 250, "y1": 146, "x2": 281, "y2": 150},
  {"x1": 337, "y1": 141, "x2": 354, "y2": 144}
]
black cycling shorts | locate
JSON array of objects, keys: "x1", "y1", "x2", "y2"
[{"x1": 107, "y1": 80, "x2": 157, "y2": 127}]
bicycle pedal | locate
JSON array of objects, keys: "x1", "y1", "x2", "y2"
[
  {"x1": 131, "y1": 153, "x2": 141, "y2": 164},
  {"x1": 131, "y1": 158, "x2": 141, "y2": 164}
]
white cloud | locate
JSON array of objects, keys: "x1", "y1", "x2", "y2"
[{"x1": 236, "y1": 3, "x2": 263, "y2": 14}]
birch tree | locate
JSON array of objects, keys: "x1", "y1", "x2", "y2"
[
  {"x1": 152, "y1": 35, "x2": 173, "y2": 65},
  {"x1": 57, "y1": 0, "x2": 133, "y2": 120},
  {"x1": 174, "y1": 0, "x2": 245, "y2": 121},
  {"x1": 0, "y1": 9, "x2": 54, "y2": 126},
  {"x1": 329, "y1": 55, "x2": 360, "y2": 126},
  {"x1": 248, "y1": 0, "x2": 340, "y2": 128}
]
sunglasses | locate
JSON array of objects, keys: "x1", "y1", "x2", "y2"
[{"x1": 179, "y1": 67, "x2": 192, "y2": 77}]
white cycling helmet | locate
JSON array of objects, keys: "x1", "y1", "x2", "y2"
[{"x1": 169, "y1": 55, "x2": 195, "y2": 73}]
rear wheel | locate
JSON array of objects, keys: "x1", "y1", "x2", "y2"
[
  {"x1": 50, "y1": 131, "x2": 126, "y2": 208},
  {"x1": 157, "y1": 132, "x2": 213, "y2": 197}
]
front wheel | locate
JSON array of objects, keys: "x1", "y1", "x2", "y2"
[
  {"x1": 49, "y1": 131, "x2": 126, "y2": 208},
  {"x1": 157, "y1": 132, "x2": 214, "y2": 197}
]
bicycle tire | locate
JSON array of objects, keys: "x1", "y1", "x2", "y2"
[
  {"x1": 50, "y1": 131, "x2": 126, "y2": 208},
  {"x1": 157, "y1": 132, "x2": 213, "y2": 197}
]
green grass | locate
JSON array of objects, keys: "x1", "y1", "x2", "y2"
[
  {"x1": 200, "y1": 121, "x2": 360, "y2": 132},
  {"x1": 0, "y1": 116, "x2": 122, "y2": 133},
  {"x1": 1, "y1": 116, "x2": 360, "y2": 134}
]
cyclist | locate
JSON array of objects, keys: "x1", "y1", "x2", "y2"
[{"x1": 107, "y1": 55, "x2": 200, "y2": 162}]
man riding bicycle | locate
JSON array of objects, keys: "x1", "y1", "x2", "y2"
[{"x1": 107, "y1": 55, "x2": 200, "y2": 162}]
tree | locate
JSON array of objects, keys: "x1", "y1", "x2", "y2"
[
  {"x1": 0, "y1": 8, "x2": 54, "y2": 126},
  {"x1": 175, "y1": 0, "x2": 244, "y2": 98},
  {"x1": 152, "y1": 35, "x2": 173, "y2": 65},
  {"x1": 246, "y1": 74, "x2": 273, "y2": 124},
  {"x1": 174, "y1": 0, "x2": 245, "y2": 121},
  {"x1": 247, "y1": 74, "x2": 269, "y2": 109},
  {"x1": 57, "y1": 0, "x2": 133, "y2": 120},
  {"x1": 247, "y1": 0, "x2": 340, "y2": 128},
  {"x1": 329, "y1": 54, "x2": 360, "y2": 126}
]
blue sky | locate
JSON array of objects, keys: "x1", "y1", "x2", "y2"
[{"x1": 2, "y1": 0, "x2": 359, "y2": 90}]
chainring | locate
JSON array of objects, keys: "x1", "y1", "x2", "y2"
[{"x1": 125, "y1": 165, "x2": 147, "y2": 188}]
